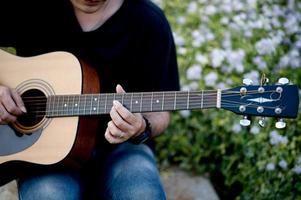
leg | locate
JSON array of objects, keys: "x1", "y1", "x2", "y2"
[
  {"x1": 18, "y1": 171, "x2": 82, "y2": 200},
  {"x1": 97, "y1": 142, "x2": 166, "y2": 200}
]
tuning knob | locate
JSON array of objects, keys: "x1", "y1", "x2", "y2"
[
  {"x1": 277, "y1": 77, "x2": 289, "y2": 85},
  {"x1": 243, "y1": 78, "x2": 253, "y2": 86},
  {"x1": 240, "y1": 116, "x2": 251, "y2": 126},
  {"x1": 275, "y1": 118, "x2": 286, "y2": 129},
  {"x1": 258, "y1": 117, "x2": 266, "y2": 127}
]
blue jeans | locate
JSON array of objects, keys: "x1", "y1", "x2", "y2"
[{"x1": 18, "y1": 142, "x2": 166, "y2": 200}]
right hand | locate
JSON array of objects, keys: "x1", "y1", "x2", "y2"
[{"x1": 0, "y1": 85, "x2": 26, "y2": 124}]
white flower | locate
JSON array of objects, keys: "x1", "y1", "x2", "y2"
[
  {"x1": 292, "y1": 165, "x2": 301, "y2": 174},
  {"x1": 247, "y1": 0, "x2": 257, "y2": 8},
  {"x1": 243, "y1": 71, "x2": 259, "y2": 85},
  {"x1": 278, "y1": 55, "x2": 290, "y2": 69},
  {"x1": 179, "y1": 110, "x2": 191, "y2": 118},
  {"x1": 250, "y1": 126, "x2": 260, "y2": 135},
  {"x1": 226, "y1": 49, "x2": 246, "y2": 73},
  {"x1": 269, "y1": 130, "x2": 288, "y2": 146},
  {"x1": 266, "y1": 163, "x2": 275, "y2": 171},
  {"x1": 173, "y1": 33, "x2": 185, "y2": 46},
  {"x1": 195, "y1": 54, "x2": 208, "y2": 65},
  {"x1": 178, "y1": 47, "x2": 187, "y2": 55},
  {"x1": 220, "y1": 17, "x2": 229, "y2": 25},
  {"x1": 210, "y1": 49, "x2": 226, "y2": 68},
  {"x1": 255, "y1": 38, "x2": 276, "y2": 55},
  {"x1": 252, "y1": 56, "x2": 267, "y2": 70},
  {"x1": 186, "y1": 64, "x2": 202, "y2": 80},
  {"x1": 244, "y1": 30, "x2": 253, "y2": 38},
  {"x1": 187, "y1": 2, "x2": 198, "y2": 13},
  {"x1": 278, "y1": 160, "x2": 288, "y2": 170},
  {"x1": 284, "y1": 14, "x2": 300, "y2": 35},
  {"x1": 204, "y1": 72, "x2": 218, "y2": 87},
  {"x1": 176, "y1": 16, "x2": 186, "y2": 25},
  {"x1": 232, "y1": 123, "x2": 242, "y2": 134},
  {"x1": 205, "y1": 5, "x2": 217, "y2": 15}
]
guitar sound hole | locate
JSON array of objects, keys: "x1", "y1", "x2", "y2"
[{"x1": 17, "y1": 89, "x2": 46, "y2": 128}]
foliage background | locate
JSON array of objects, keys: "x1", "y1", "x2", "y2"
[{"x1": 152, "y1": 0, "x2": 301, "y2": 199}]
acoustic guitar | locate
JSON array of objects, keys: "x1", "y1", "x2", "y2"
[{"x1": 0, "y1": 49, "x2": 299, "y2": 185}]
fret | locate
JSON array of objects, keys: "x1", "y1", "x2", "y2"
[
  {"x1": 131, "y1": 93, "x2": 142, "y2": 112},
  {"x1": 162, "y1": 92, "x2": 175, "y2": 111},
  {"x1": 152, "y1": 92, "x2": 163, "y2": 112},
  {"x1": 140, "y1": 93, "x2": 143, "y2": 112},
  {"x1": 57, "y1": 95, "x2": 63, "y2": 116},
  {"x1": 130, "y1": 93, "x2": 133, "y2": 111},
  {"x1": 98, "y1": 94, "x2": 106, "y2": 114},
  {"x1": 121, "y1": 93, "x2": 125, "y2": 105},
  {"x1": 106, "y1": 94, "x2": 115, "y2": 113},
  {"x1": 174, "y1": 91, "x2": 177, "y2": 110},
  {"x1": 73, "y1": 95, "x2": 80, "y2": 116},
  {"x1": 104, "y1": 94, "x2": 108, "y2": 114},
  {"x1": 114, "y1": 93, "x2": 123, "y2": 103},
  {"x1": 71, "y1": 95, "x2": 75, "y2": 116},
  {"x1": 187, "y1": 91, "x2": 190, "y2": 109},
  {"x1": 141, "y1": 92, "x2": 152, "y2": 112},
  {"x1": 176, "y1": 91, "x2": 188, "y2": 110},
  {"x1": 201, "y1": 90, "x2": 204, "y2": 109},
  {"x1": 162, "y1": 92, "x2": 165, "y2": 111},
  {"x1": 151, "y1": 92, "x2": 153, "y2": 112},
  {"x1": 123, "y1": 93, "x2": 132, "y2": 111},
  {"x1": 91, "y1": 95, "x2": 98, "y2": 115},
  {"x1": 46, "y1": 96, "x2": 52, "y2": 117}
]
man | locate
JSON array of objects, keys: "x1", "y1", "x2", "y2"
[{"x1": 0, "y1": 0, "x2": 179, "y2": 199}]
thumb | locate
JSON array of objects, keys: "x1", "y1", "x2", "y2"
[{"x1": 116, "y1": 84, "x2": 126, "y2": 93}]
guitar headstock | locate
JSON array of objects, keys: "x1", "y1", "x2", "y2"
[{"x1": 221, "y1": 78, "x2": 299, "y2": 128}]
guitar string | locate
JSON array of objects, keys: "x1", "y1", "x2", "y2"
[
  {"x1": 20, "y1": 89, "x2": 280, "y2": 101},
  {"x1": 26, "y1": 102, "x2": 282, "y2": 117}
]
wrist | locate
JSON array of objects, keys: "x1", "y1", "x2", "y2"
[{"x1": 130, "y1": 116, "x2": 152, "y2": 144}]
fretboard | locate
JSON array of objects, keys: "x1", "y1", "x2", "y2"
[{"x1": 46, "y1": 91, "x2": 219, "y2": 117}]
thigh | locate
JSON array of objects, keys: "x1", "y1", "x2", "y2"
[
  {"x1": 96, "y1": 142, "x2": 166, "y2": 200},
  {"x1": 18, "y1": 170, "x2": 82, "y2": 200}
]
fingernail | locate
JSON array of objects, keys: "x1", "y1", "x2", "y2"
[
  {"x1": 21, "y1": 106, "x2": 27, "y2": 113},
  {"x1": 113, "y1": 100, "x2": 119, "y2": 106}
]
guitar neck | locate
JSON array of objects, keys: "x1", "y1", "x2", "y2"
[{"x1": 46, "y1": 90, "x2": 221, "y2": 117}]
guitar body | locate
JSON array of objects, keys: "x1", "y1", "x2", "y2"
[{"x1": 0, "y1": 50, "x2": 99, "y2": 185}]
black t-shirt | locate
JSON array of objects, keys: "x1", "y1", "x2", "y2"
[{"x1": 1, "y1": 0, "x2": 180, "y2": 152}]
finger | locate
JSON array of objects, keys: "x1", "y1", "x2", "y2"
[
  {"x1": 0, "y1": 104, "x2": 17, "y2": 124},
  {"x1": 1, "y1": 93, "x2": 22, "y2": 116},
  {"x1": 110, "y1": 106, "x2": 132, "y2": 131},
  {"x1": 11, "y1": 89, "x2": 26, "y2": 113},
  {"x1": 113, "y1": 100, "x2": 136, "y2": 124},
  {"x1": 104, "y1": 127, "x2": 124, "y2": 144},
  {"x1": 116, "y1": 84, "x2": 126, "y2": 93},
  {"x1": 107, "y1": 121, "x2": 127, "y2": 138}
]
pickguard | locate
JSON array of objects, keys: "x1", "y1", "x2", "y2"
[{"x1": 0, "y1": 125, "x2": 42, "y2": 156}]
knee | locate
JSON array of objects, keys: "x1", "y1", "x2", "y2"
[
  {"x1": 102, "y1": 144, "x2": 166, "y2": 200},
  {"x1": 18, "y1": 173, "x2": 82, "y2": 200}
]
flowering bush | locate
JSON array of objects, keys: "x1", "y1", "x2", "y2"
[{"x1": 153, "y1": 0, "x2": 301, "y2": 199}]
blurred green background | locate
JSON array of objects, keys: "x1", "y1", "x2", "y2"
[{"x1": 153, "y1": 0, "x2": 301, "y2": 199}]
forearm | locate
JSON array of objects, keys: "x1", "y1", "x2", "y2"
[{"x1": 143, "y1": 112, "x2": 170, "y2": 138}]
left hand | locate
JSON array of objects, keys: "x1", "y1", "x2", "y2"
[{"x1": 105, "y1": 84, "x2": 146, "y2": 144}]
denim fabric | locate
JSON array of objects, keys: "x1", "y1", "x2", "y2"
[{"x1": 18, "y1": 142, "x2": 166, "y2": 200}]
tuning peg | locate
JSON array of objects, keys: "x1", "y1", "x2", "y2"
[
  {"x1": 240, "y1": 116, "x2": 251, "y2": 126},
  {"x1": 277, "y1": 77, "x2": 289, "y2": 85},
  {"x1": 258, "y1": 117, "x2": 266, "y2": 127},
  {"x1": 243, "y1": 78, "x2": 253, "y2": 86},
  {"x1": 275, "y1": 118, "x2": 286, "y2": 129}
]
